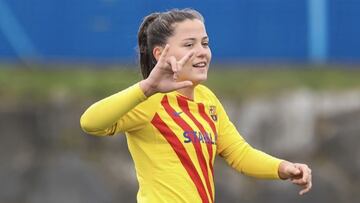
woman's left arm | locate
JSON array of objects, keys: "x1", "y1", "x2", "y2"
[{"x1": 215, "y1": 96, "x2": 312, "y2": 195}]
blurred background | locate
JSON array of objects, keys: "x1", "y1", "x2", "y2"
[{"x1": 1, "y1": 0, "x2": 360, "y2": 202}]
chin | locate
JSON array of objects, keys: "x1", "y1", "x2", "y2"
[{"x1": 192, "y1": 76, "x2": 207, "y2": 85}]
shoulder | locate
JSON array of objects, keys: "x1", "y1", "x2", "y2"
[{"x1": 195, "y1": 84, "x2": 219, "y2": 103}]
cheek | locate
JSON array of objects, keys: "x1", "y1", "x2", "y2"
[
  {"x1": 207, "y1": 48, "x2": 212, "y2": 60},
  {"x1": 166, "y1": 47, "x2": 188, "y2": 60}
]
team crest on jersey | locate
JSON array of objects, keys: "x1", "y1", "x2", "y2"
[{"x1": 209, "y1": 105, "x2": 217, "y2": 121}]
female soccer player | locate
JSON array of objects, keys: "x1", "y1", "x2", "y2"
[{"x1": 80, "y1": 8, "x2": 312, "y2": 203}]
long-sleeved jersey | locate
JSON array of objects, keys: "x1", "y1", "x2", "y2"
[{"x1": 80, "y1": 83, "x2": 282, "y2": 203}]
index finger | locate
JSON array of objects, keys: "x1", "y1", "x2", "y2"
[
  {"x1": 299, "y1": 181, "x2": 312, "y2": 195},
  {"x1": 287, "y1": 165, "x2": 301, "y2": 177},
  {"x1": 295, "y1": 164, "x2": 311, "y2": 182},
  {"x1": 158, "y1": 44, "x2": 170, "y2": 63},
  {"x1": 178, "y1": 51, "x2": 195, "y2": 66}
]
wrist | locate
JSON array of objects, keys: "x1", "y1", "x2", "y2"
[
  {"x1": 278, "y1": 160, "x2": 291, "y2": 180},
  {"x1": 139, "y1": 79, "x2": 156, "y2": 97}
]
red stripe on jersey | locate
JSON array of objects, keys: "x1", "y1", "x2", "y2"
[
  {"x1": 151, "y1": 113, "x2": 209, "y2": 203},
  {"x1": 198, "y1": 103, "x2": 218, "y2": 151},
  {"x1": 177, "y1": 96, "x2": 214, "y2": 199},
  {"x1": 162, "y1": 95, "x2": 213, "y2": 203}
]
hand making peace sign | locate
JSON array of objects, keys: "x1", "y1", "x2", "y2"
[{"x1": 140, "y1": 44, "x2": 194, "y2": 97}]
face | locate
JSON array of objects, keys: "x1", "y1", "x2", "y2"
[{"x1": 157, "y1": 19, "x2": 211, "y2": 85}]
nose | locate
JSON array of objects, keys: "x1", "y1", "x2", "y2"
[{"x1": 194, "y1": 44, "x2": 208, "y2": 58}]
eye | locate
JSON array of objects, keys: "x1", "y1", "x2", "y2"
[
  {"x1": 184, "y1": 43, "x2": 194, "y2": 47},
  {"x1": 202, "y1": 41, "x2": 209, "y2": 47}
]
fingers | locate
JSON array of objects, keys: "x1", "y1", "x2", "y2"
[
  {"x1": 165, "y1": 48, "x2": 194, "y2": 81},
  {"x1": 158, "y1": 44, "x2": 170, "y2": 63},
  {"x1": 159, "y1": 44, "x2": 194, "y2": 69},
  {"x1": 168, "y1": 56, "x2": 178, "y2": 80},
  {"x1": 294, "y1": 163, "x2": 312, "y2": 184},
  {"x1": 159, "y1": 44, "x2": 194, "y2": 67},
  {"x1": 291, "y1": 163, "x2": 312, "y2": 195},
  {"x1": 286, "y1": 165, "x2": 301, "y2": 177},
  {"x1": 299, "y1": 181, "x2": 312, "y2": 195},
  {"x1": 168, "y1": 56, "x2": 177, "y2": 72},
  {"x1": 172, "y1": 81, "x2": 193, "y2": 90},
  {"x1": 157, "y1": 44, "x2": 194, "y2": 82},
  {"x1": 278, "y1": 161, "x2": 301, "y2": 179},
  {"x1": 178, "y1": 50, "x2": 195, "y2": 66}
]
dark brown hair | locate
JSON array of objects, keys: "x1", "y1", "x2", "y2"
[{"x1": 137, "y1": 8, "x2": 204, "y2": 79}]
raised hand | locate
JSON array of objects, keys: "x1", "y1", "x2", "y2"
[
  {"x1": 278, "y1": 161, "x2": 312, "y2": 195},
  {"x1": 140, "y1": 44, "x2": 194, "y2": 97}
]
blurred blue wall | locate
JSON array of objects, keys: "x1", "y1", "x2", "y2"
[{"x1": 0, "y1": 0, "x2": 359, "y2": 63}]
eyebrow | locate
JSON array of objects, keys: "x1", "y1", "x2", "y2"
[{"x1": 182, "y1": 36, "x2": 209, "y2": 41}]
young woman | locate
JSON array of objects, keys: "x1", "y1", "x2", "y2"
[{"x1": 80, "y1": 8, "x2": 312, "y2": 203}]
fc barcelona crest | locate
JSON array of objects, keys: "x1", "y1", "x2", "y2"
[{"x1": 209, "y1": 105, "x2": 217, "y2": 121}]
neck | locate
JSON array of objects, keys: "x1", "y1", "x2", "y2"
[{"x1": 176, "y1": 85, "x2": 195, "y2": 100}]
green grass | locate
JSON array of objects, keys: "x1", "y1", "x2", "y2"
[
  {"x1": 206, "y1": 67, "x2": 360, "y2": 99},
  {"x1": 1, "y1": 63, "x2": 360, "y2": 101},
  {"x1": 0, "y1": 64, "x2": 141, "y2": 101}
]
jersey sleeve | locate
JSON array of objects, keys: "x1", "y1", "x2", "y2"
[
  {"x1": 80, "y1": 82, "x2": 152, "y2": 136},
  {"x1": 215, "y1": 97, "x2": 283, "y2": 179}
]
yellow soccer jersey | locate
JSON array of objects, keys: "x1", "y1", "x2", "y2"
[{"x1": 80, "y1": 83, "x2": 282, "y2": 203}]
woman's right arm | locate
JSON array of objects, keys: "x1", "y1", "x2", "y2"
[
  {"x1": 80, "y1": 82, "x2": 148, "y2": 135},
  {"x1": 80, "y1": 44, "x2": 194, "y2": 136}
]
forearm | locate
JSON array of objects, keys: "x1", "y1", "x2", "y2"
[
  {"x1": 80, "y1": 82, "x2": 147, "y2": 134},
  {"x1": 239, "y1": 147, "x2": 282, "y2": 179},
  {"x1": 223, "y1": 143, "x2": 282, "y2": 179}
]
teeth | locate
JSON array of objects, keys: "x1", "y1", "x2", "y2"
[{"x1": 193, "y1": 62, "x2": 206, "y2": 67}]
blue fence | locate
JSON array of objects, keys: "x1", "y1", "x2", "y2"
[{"x1": 0, "y1": 0, "x2": 359, "y2": 63}]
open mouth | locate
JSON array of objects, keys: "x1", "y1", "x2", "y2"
[{"x1": 192, "y1": 62, "x2": 207, "y2": 68}]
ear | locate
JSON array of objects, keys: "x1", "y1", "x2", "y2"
[{"x1": 153, "y1": 46, "x2": 163, "y2": 61}]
